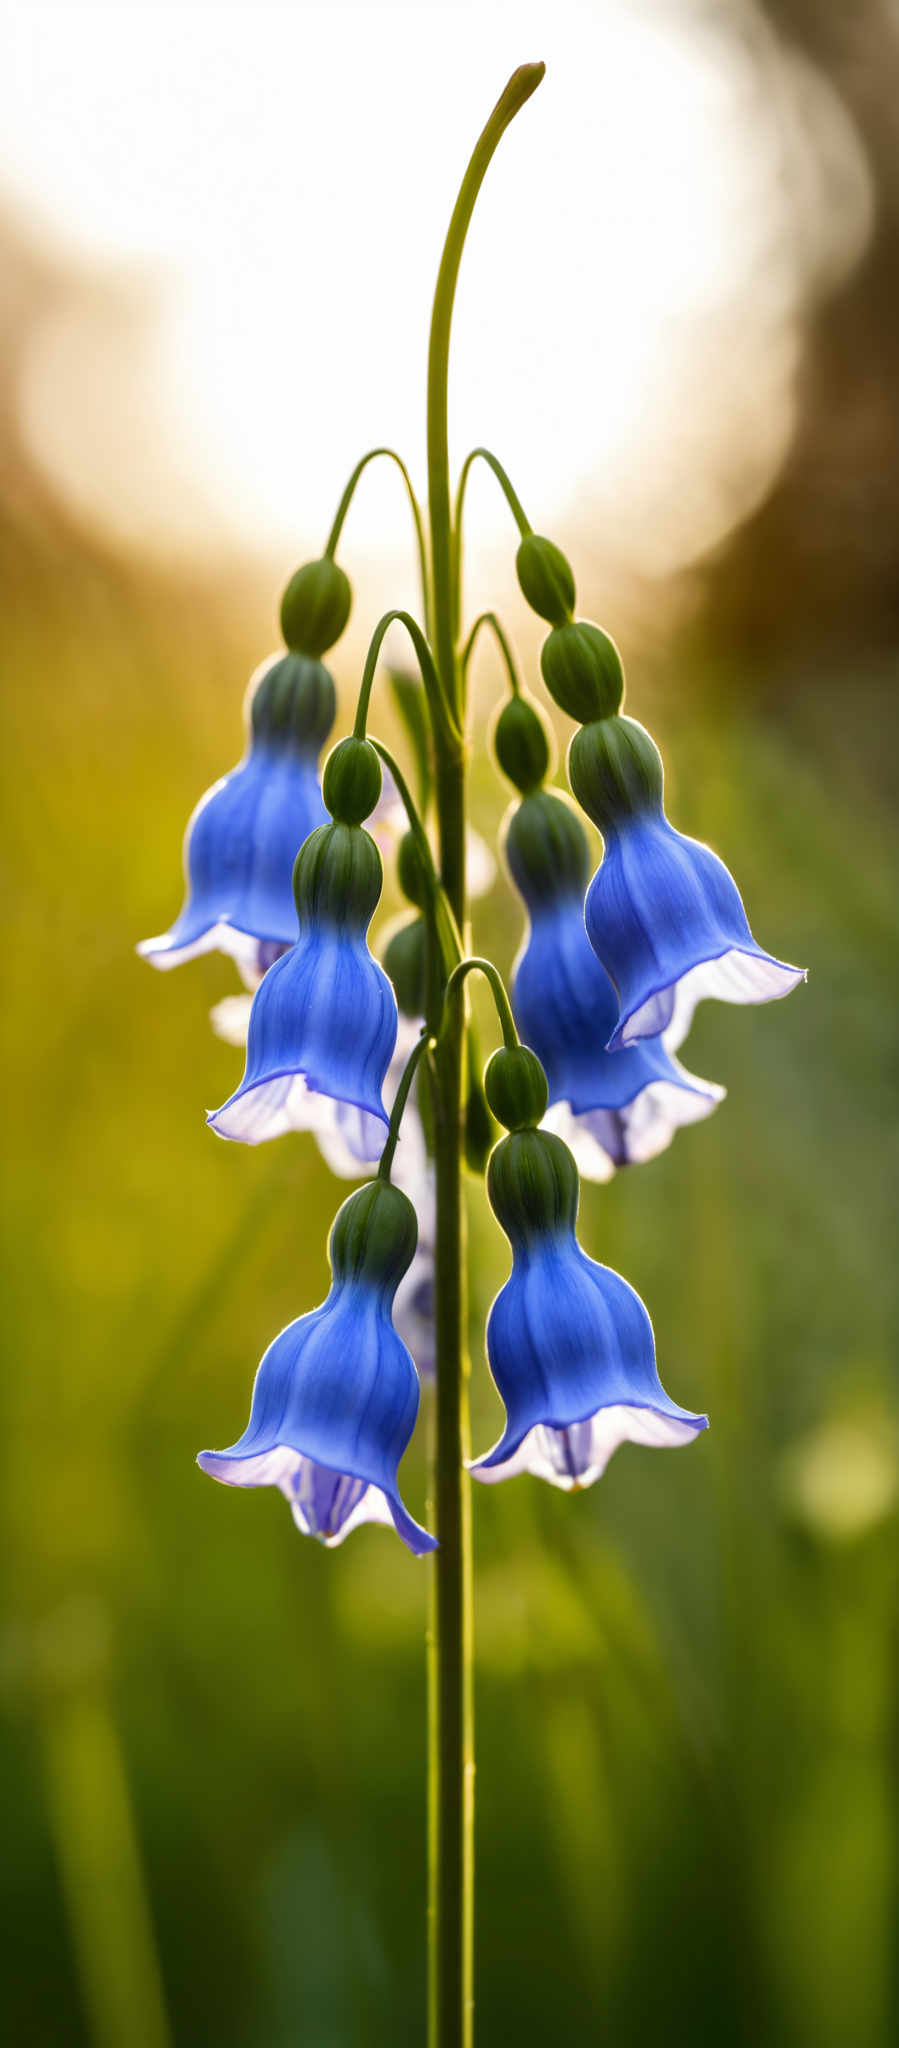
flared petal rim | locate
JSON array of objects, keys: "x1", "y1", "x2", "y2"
[
  {"x1": 207, "y1": 1068, "x2": 388, "y2": 1149},
  {"x1": 609, "y1": 945, "x2": 806, "y2": 1051},
  {"x1": 138, "y1": 918, "x2": 266, "y2": 972},
  {"x1": 471, "y1": 1401, "x2": 708, "y2": 1488},
  {"x1": 197, "y1": 1444, "x2": 435, "y2": 1555},
  {"x1": 543, "y1": 1070, "x2": 725, "y2": 1180}
]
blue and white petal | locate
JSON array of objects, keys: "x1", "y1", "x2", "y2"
[
  {"x1": 140, "y1": 653, "x2": 333, "y2": 969},
  {"x1": 199, "y1": 1250, "x2": 435, "y2": 1555},
  {"x1": 209, "y1": 932, "x2": 396, "y2": 1151},
  {"x1": 471, "y1": 1234, "x2": 707, "y2": 1489},
  {"x1": 542, "y1": 1064, "x2": 724, "y2": 1181},
  {"x1": 506, "y1": 794, "x2": 724, "y2": 1175},
  {"x1": 585, "y1": 817, "x2": 804, "y2": 1052}
]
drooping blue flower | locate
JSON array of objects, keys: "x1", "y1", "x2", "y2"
[
  {"x1": 199, "y1": 1181, "x2": 435, "y2": 1553},
  {"x1": 209, "y1": 816, "x2": 397, "y2": 1149},
  {"x1": 568, "y1": 715, "x2": 805, "y2": 1051},
  {"x1": 471, "y1": 1122, "x2": 707, "y2": 1488},
  {"x1": 139, "y1": 654, "x2": 335, "y2": 970},
  {"x1": 505, "y1": 789, "x2": 724, "y2": 1180}
]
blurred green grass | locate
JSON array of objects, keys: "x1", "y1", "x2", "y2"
[{"x1": 1, "y1": 527, "x2": 897, "y2": 2046}]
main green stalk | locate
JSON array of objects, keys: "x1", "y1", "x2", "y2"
[{"x1": 425, "y1": 63, "x2": 545, "y2": 2048}]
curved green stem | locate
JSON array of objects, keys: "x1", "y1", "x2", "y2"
[
  {"x1": 353, "y1": 610, "x2": 460, "y2": 749},
  {"x1": 378, "y1": 1029, "x2": 432, "y2": 1182},
  {"x1": 452, "y1": 449, "x2": 533, "y2": 643},
  {"x1": 460, "y1": 612, "x2": 522, "y2": 698},
  {"x1": 445, "y1": 957, "x2": 519, "y2": 1052},
  {"x1": 324, "y1": 447, "x2": 432, "y2": 635},
  {"x1": 427, "y1": 65, "x2": 544, "y2": 740}
]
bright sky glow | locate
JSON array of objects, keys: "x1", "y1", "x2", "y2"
[{"x1": 1, "y1": 0, "x2": 873, "y2": 586}]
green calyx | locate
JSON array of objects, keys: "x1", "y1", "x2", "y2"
[
  {"x1": 280, "y1": 555, "x2": 352, "y2": 658},
  {"x1": 504, "y1": 788, "x2": 590, "y2": 903},
  {"x1": 383, "y1": 915, "x2": 428, "y2": 1018},
  {"x1": 330, "y1": 1179, "x2": 418, "y2": 1291},
  {"x1": 293, "y1": 821, "x2": 382, "y2": 930},
  {"x1": 516, "y1": 533, "x2": 576, "y2": 625},
  {"x1": 541, "y1": 620, "x2": 625, "y2": 723},
  {"x1": 568, "y1": 714, "x2": 664, "y2": 834},
  {"x1": 323, "y1": 735, "x2": 382, "y2": 824},
  {"x1": 488, "y1": 1127, "x2": 580, "y2": 1244},
  {"x1": 250, "y1": 653, "x2": 337, "y2": 751},
  {"x1": 484, "y1": 1045, "x2": 549, "y2": 1132},
  {"x1": 492, "y1": 694, "x2": 554, "y2": 793}
]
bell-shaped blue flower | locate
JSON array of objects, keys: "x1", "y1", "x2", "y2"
[
  {"x1": 139, "y1": 654, "x2": 335, "y2": 970},
  {"x1": 198, "y1": 1180, "x2": 435, "y2": 1554},
  {"x1": 505, "y1": 790, "x2": 724, "y2": 1180},
  {"x1": 568, "y1": 715, "x2": 804, "y2": 1050},
  {"x1": 471, "y1": 1119, "x2": 707, "y2": 1487},
  {"x1": 209, "y1": 813, "x2": 398, "y2": 1150}
]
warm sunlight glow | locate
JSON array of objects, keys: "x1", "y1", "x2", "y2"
[{"x1": 2, "y1": 1, "x2": 872, "y2": 580}]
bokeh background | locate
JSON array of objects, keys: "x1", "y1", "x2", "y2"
[{"x1": 2, "y1": 3, "x2": 897, "y2": 2043}]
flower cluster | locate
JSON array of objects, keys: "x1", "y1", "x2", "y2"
[{"x1": 141, "y1": 517, "x2": 803, "y2": 1555}]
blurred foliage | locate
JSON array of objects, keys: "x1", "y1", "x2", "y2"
[{"x1": 1, "y1": 477, "x2": 897, "y2": 2048}]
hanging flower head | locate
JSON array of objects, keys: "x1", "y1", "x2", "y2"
[
  {"x1": 470, "y1": 1044, "x2": 708, "y2": 1488},
  {"x1": 199, "y1": 1179, "x2": 435, "y2": 1553},
  {"x1": 567, "y1": 709, "x2": 805, "y2": 1051},
  {"x1": 208, "y1": 738, "x2": 398, "y2": 1151},
  {"x1": 139, "y1": 654, "x2": 335, "y2": 973},
  {"x1": 495, "y1": 698, "x2": 723, "y2": 1180}
]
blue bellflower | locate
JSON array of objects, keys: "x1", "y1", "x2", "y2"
[
  {"x1": 139, "y1": 654, "x2": 335, "y2": 972},
  {"x1": 198, "y1": 1180, "x2": 435, "y2": 1554},
  {"x1": 209, "y1": 817, "x2": 397, "y2": 1151},
  {"x1": 505, "y1": 790, "x2": 723, "y2": 1180},
  {"x1": 471, "y1": 1125, "x2": 707, "y2": 1488},
  {"x1": 568, "y1": 715, "x2": 805, "y2": 1050}
]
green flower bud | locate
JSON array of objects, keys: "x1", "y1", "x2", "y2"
[
  {"x1": 250, "y1": 653, "x2": 336, "y2": 750},
  {"x1": 516, "y1": 533, "x2": 576, "y2": 625},
  {"x1": 484, "y1": 1045, "x2": 549, "y2": 1132},
  {"x1": 503, "y1": 789, "x2": 589, "y2": 905},
  {"x1": 541, "y1": 621, "x2": 625, "y2": 723},
  {"x1": 383, "y1": 914, "x2": 428, "y2": 1018},
  {"x1": 487, "y1": 1127, "x2": 580, "y2": 1246},
  {"x1": 492, "y1": 694, "x2": 554, "y2": 793},
  {"x1": 568, "y1": 715, "x2": 664, "y2": 834},
  {"x1": 330, "y1": 1179, "x2": 417, "y2": 1290},
  {"x1": 397, "y1": 830, "x2": 429, "y2": 908},
  {"x1": 280, "y1": 556, "x2": 352, "y2": 658},
  {"x1": 322, "y1": 735, "x2": 382, "y2": 824},
  {"x1": 293, "y1": 821, "x2": 382, "y2": 929}
]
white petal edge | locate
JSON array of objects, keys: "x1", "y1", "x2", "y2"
[
  {"x1": 471, "y1": 1406, "x2": 705, "y2": 1490},
  {"x1": 543, "y1": 1076, "x2": 725, "y2": 1180},
  {"x1": 138, "y1": 920, "x2": 262, "y2": 972},
  {"x1": 624, "y1": 948, "x2": 806, "y2": 1048},
  {"x1": 198, "y1": 1445, "x2": 395, "y2": 1546},
  {"x1": 209, "y1": 1073, "x2": 386, "y2": 1152}
]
